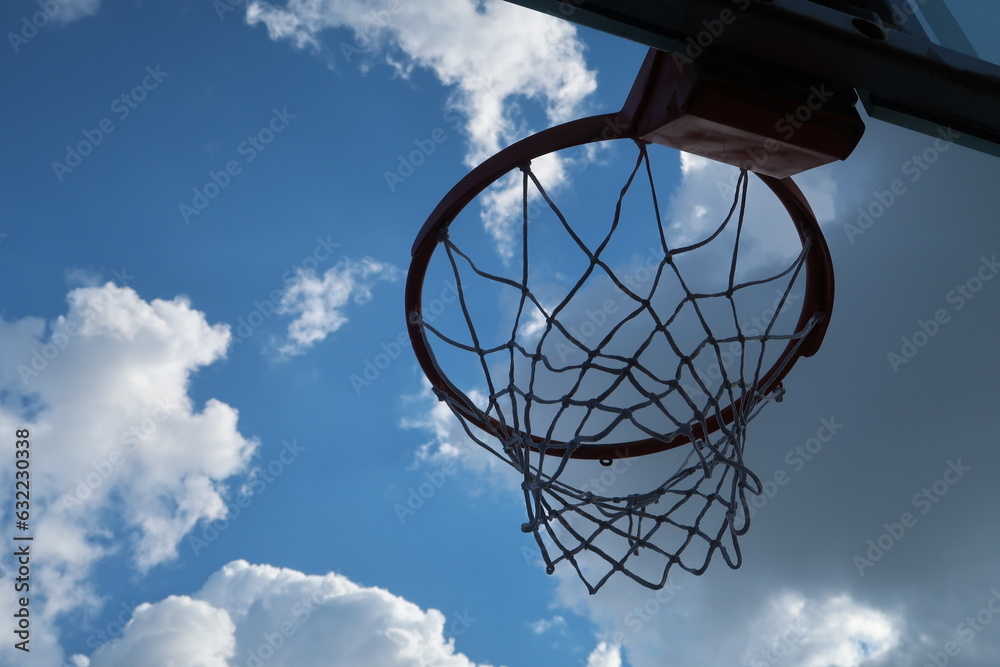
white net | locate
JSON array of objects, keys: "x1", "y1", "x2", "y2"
[{"x1": 411, "y1": 141, "x2": 823, "y2": 593}]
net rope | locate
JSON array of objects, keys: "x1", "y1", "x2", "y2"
[{"x1": 413, "y1": 141, "x2": 821, "y2": 593}]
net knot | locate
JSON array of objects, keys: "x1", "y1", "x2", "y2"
[
  {"x1": 504, "y1": 433, "x2": 531, "y2": 452},
  {"x1": 627, "y1": 491, "x2": 660, "y2": 510}
]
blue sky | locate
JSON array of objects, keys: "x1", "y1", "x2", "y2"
[{"x1": 3, "y1": 1, "x2": 1000, "y2": 666}]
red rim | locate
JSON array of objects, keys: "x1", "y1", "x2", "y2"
[{"x1": 405, "y1": 112, "x2": 834, "y2": 460}]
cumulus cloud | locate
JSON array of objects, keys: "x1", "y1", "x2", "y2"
[
  {"x1": 742, "y1": 592, "x2": 900, "y2": 667},
  {"x1": 585, "y1": 642, "x2": 623, "y2": 667},
  {"x1": 401, "y1": 383, "x2": 512, "y2": 483},
  {"x1": 277, "y1": 257, "x2": 398, "y2": 357},
  {"x1": 0, "y1": 284, "x2": 256, "y2": 635},
  {"x1": 85, "y1": 596, "x2": 236, "y2": 667},
  {"x1": 553, "y1": 575, "x2": 902, "y2": 667},
  {"x1": 244, "y1": 0, "x2": 596, "y2": 258},
  {"x1": 76, "y1": 560, "x2": 497, "y2": 667}
]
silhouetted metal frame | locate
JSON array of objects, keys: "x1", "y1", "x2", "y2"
[{"x1": 506, "y1": 0, "x2": 1000, "y2": 158}]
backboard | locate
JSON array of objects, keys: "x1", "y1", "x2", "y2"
[{"x1": 503, "y1": 0, "x2": 1000, "y2": 158}]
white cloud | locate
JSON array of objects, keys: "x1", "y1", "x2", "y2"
[
  {"x1": 742, "y1": 592, "x2": 900, "y2": 667},
  {"x1": 277, "y1": 257, "x2": 398, "y2": 357},
  {"x1": 518, "y1": 307, "x2": 547, "y2": 339},
  {"x1": 555, "y1": 578, "x2": 901, "y2": 667},
  {"x1": 85, "y1": 596, "x2": 236, "y2": 667},
  {"x1": 586, "y1": 642, "x2": 623, "y2": 667},
  {"x1": 402, "y1": 383, "x2": 512, "y2": 483},
  {"x1": 77, "y1": 560, "x2": 498, "y2": 667},
  {"x1": 670, "y1": 153, "x2": 838, "y2": 271},
  {"x1": 245, "y1": 0, "x2": 596, "y2": 259},
  {"x1": 528, "y1": 614, "x2": 567, "y2": 635},
  {"x1": 480, "y1": 150, "x2": 574, "y2": 260},
  {"x1": 51, "y1": 0, "x2": 102, "y2": 24},
  {"x1": 0, "y1": 284, "x2": 257, "y2": 633}
]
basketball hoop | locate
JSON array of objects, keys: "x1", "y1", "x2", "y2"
[{"x1": 405, "y1": 49, "x2": 845, "y2": 592}]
